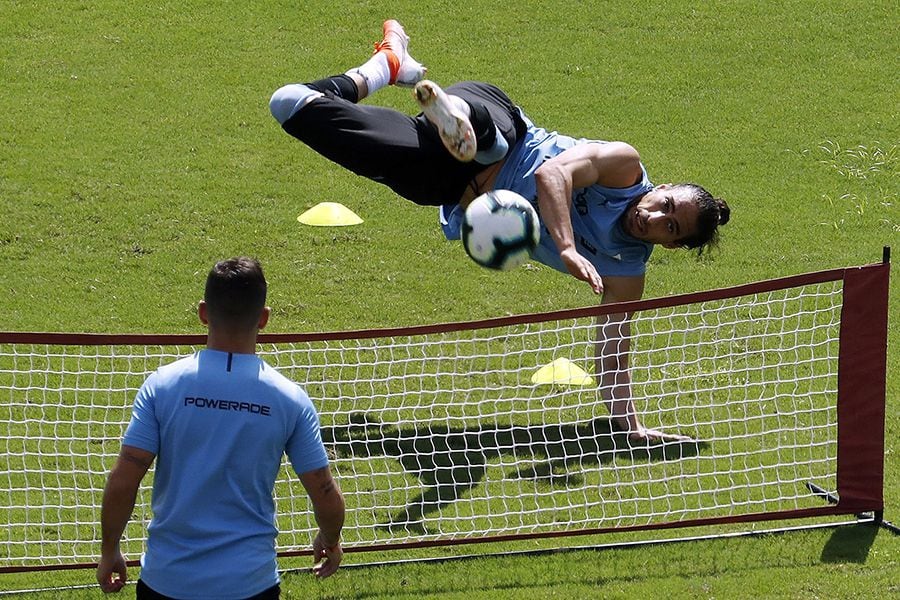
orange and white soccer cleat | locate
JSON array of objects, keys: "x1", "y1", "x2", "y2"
[{"x1": 373, "y1": 19, "x2": 427, "y2": 87}]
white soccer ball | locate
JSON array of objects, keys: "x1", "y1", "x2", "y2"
[{"x1": 462, "y1": 190, "x2": 540, "y2": 271}]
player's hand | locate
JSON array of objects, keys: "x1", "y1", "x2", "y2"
[
  {"x1": 96, "y1": 551, "x2": 128, "y2": 593},
  {"x1": 312, "y1": 532, "x2": 343, "y2": 578},
  {"x1": 559, "y1": 248, "x2": 604, "y2": 295},
  {"x1": 628, "y1": 426, "x2": 694, "y2": 445}
]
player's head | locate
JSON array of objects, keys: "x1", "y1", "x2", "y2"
[
  {"x1": 202, "y1": 257, "x2": 268, "y2": 333},
  {"x1": 622, "y1": 183, "x2": 730, "y2": 253},
  {"x1": 674, "y1": 183, "x2": 730, "y2": 253}
]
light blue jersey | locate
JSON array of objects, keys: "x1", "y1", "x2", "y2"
[
  {"x1": 122, "y1": 349, "x2": 328, "y2": 600},
  {"x1": 441, "y1": 114, "x2": 655, "y2": 277}
]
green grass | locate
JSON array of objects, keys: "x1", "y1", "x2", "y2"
[{"x1": 1, "y1": 0, "x2": 898, "y2": 597}]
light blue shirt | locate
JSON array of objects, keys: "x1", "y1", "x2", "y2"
[
  {"x1": 123, "y1": 349, "x2": 328, "y2": 600},
  {"x1": 441, "y1": 113, "x2": 654, "y2": 277}
]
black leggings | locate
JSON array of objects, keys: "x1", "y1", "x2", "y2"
[{"x1": 280, "y1": 81, "x2": 526, "y2": 206}]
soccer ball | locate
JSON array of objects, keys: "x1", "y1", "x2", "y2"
[{"x1": 462, "y1": 190, "x2": 540, "y2": 271}]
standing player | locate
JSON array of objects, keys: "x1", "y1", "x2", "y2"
[
  {"x1": 97, "y1": 257, "x2": 345, "y2": 598},
  {"x1": 268, "y1": 21, "x2": 730, "y2": 443}
]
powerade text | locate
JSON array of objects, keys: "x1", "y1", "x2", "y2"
[{"x1": 184, "y1": 396, "x2": 271, "y2": 416}]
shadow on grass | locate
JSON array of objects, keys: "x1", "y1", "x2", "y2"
[
  {"x1": 322, "y1": 413, "x2": 707, "y2": 533},
  {"x1": 820, "y1": 522, "x2": 878, "y2": 563}
]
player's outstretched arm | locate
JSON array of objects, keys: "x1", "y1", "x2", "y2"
[
  {"x1": 594, "y1": 277, "x2": 692, "y2": 444},
  {"x1": 534, "y1": 143, "x2": 643, "y2": 295}
]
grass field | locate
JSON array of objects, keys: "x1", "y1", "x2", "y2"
[{"x1": 1, "y1": 0, "x2": 897, "y2": 598}]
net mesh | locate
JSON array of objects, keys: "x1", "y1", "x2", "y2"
[{"x1": 0, "y1": 279, "x2": 843, "y2": 569}]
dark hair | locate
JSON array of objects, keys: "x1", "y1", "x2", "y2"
[
  {"x1": 675, "y1": 183, "x2": 730, "y2": 255},
  {"x1": 204, "y1": 257, "x2": 267, "y2": 330}
]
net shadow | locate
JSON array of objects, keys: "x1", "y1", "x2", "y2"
[{"x1": 322, "y1": 413, "x2": 707, "y2": 532}]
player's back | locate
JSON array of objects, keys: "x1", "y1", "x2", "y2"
[{"x1": 125, "y1": 348, "x2": 322, "y2": 599}]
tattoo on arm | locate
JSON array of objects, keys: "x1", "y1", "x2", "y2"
[
  {"x1": 120, "y1": 449, "x2": 154, "y2": 469},
  {"x1": 310, "y1": 466, "x2": 336, "y2": 495}
]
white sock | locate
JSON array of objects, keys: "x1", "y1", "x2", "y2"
[{"x1": 347, "y1": 53, "x2": 391, "y2": 96}]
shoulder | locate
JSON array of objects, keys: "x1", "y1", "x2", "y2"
[
  {"x1": 158, "y1": 353, "x2": 199, "y2": 376},
  {"x1": 143, "y1": 354, "x2": 196, "y2": 390},
  {"x1": 534, "y1": 141, "x2": 642, "y2": 186},
  {"x1": 592, "y1": 142, "x2": 642, "y2": 188},
  {"x1": 599, "y1": 141, "x2": 640, "y2": 160},
  {"x1": 259, "y1": 362, "x2": 313, "y2": 406}
]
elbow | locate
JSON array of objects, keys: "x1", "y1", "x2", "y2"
[
  {"x1": 533, "y1": 166, "x2": 568, "y2": 210},
  {"x1": 534, "y1": 163, "x2": 563, "y2": 189}
]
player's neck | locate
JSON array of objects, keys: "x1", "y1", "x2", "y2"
[{"x1": 205, "y1": 330, "x2": 258, "y2": 355}]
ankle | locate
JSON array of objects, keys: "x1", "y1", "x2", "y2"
[{"x1": 347, "y1": 52, "x2": 392, "y2": 96}]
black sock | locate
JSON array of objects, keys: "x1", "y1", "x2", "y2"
[
  {"x1": 466, "y1": 101, "x2": 497, "y2": 150},
  {"x1": 306, "y1": 74, "x2": 360, "y2": 103}
]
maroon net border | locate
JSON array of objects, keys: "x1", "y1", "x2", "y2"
[
  {"x1": 0, "y1": 263, "x2": 889, "y2": 572},
  {"x1": 0, "y1": 264, "x2": 876, "y2": 345}
]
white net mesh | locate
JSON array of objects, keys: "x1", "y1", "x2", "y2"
[{"x1": 0, "y1": 279, "x2": 844, "y2": 569}]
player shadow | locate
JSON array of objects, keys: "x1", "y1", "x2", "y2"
[{"x1": 321, "y1": 412, "x2": 707, "y2": 535}]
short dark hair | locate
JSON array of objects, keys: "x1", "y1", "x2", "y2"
[
  {"x1": 675, "y1": 183, "x2": 731, "y2": 255},
  {"x1": 204, "y1": 257, "x2": 267, "y2": 330}
]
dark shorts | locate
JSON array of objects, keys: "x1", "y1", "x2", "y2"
[
  {"x1": 281, "y1": 81, "x2": 526, "y2": 206},
  {"x1": 136, "y1": 579, "x2": 280, "y2": 600}
]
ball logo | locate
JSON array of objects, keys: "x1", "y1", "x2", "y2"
[{"x1": 462, "y1": 190, "x2": 540, "y2": 271}]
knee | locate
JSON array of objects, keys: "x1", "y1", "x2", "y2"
[
  {"x1": 475, "y1": 125, "x2": 509, "y2": 164},
  {"x1": 269, "y1": 84, "x2": 321, "y2": 125},
  {"x1": 465, "y1": 102, "x2": 509, "y2": 164}
]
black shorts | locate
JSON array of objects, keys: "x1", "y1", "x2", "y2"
[
  {"x1": 281, "y1": 81, "x2": 526, "y2": 206},
  {"x1": 136, "y1": 579, "x2": 280, "y2": 600}
]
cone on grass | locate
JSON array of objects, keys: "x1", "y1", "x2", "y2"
[
  {"x1": 297, "y1": 202, "x2": 363, "y2": 226},
  {"x1": 531, "y1": 357, "x2": 596, "y2": 386}
]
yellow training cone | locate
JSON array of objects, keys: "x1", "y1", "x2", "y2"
[
  {"x1": 531, "y1": 357, "x2": 596, "y2": 386},
  {"x1": 297, "y1": 202, "x2": 363, "y2": 226}
]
